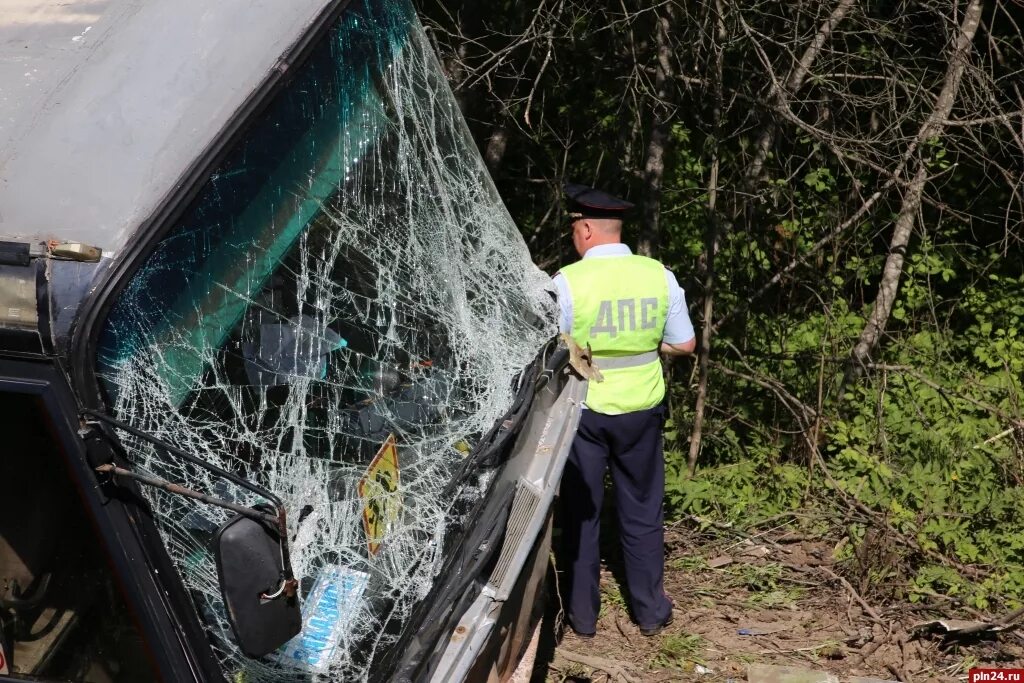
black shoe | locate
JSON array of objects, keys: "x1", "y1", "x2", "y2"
[
  {"x1": 639, "y1": 613, "x2": 673, "y2": 637},
  {"x1": 566, "y1": 619, "x2": 596, "y2": 639}
]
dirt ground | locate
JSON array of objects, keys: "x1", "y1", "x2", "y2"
[{"x1": 525, "y1": 522, "x2": 1024, "y2": 682}]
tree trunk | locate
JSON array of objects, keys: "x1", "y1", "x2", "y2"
[
  {"x1": 687, "y1": 0, "x2": 726, "y2": 476},
  {"x1": 484, "y1": 121, "x2": 510, "y2": 174},
  {"x1": 638, "y1": 123, "x2": 669, "y2": 257},
  {"x1": 637, "y1": 12, "x2": 675, "y2": 258},
  {"x1": 687, "y1": 167, "x2": 718, "y2": 473},
  {"x1": 848, "y1": 0, "x2": 984, "y2": 373}
]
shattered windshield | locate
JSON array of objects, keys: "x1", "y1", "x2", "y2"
[{"x1": 94, "y1": 0, "x2": 556, "y2": 679}]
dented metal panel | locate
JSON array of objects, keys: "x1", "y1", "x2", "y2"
[{"x1": 0, "y1": 0, "x2": 333, "y2": 252}]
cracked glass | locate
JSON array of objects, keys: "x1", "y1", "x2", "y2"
[{"x1": 93, "y1": 0, "x2": 556, "y2": 679}]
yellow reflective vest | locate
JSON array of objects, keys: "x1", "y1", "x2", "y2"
[{"x1": 559, "y1": 254, "x2": 668, "y2": 415}]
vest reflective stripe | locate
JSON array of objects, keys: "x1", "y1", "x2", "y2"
[
  {"x1": 595, "y1": 350, "x2": 660, "y2": 370},
  {"x1": 560, "y1": 254, "x2": 668, "y2": 415}
]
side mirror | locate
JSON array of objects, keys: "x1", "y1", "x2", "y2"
[
  {"x1": 213, "y1": 513, "x2": 302, "y2": 658},
  {"x1": 80, "y1": 410, "x2": 304, "y2": 659}
]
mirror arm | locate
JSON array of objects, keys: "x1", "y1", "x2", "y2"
[
  {"x1": 95, "y1": 464, "x2": 279, "y2": 528},
  {"x1": 81, "y1": 409, "x2": 282, "y2": 508},
  {"x1": 81, "y1": 409, "x2": 296, "y2": 596}
]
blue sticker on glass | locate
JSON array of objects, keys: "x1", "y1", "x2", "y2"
[{"x1": 278, "y1": 565, "x2": 369, "y2": 672}]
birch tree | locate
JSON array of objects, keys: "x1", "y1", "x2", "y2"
[{"x1": 848, "y1": 0, "x2": 985, "y2": 375}]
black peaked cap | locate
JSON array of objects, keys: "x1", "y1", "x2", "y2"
[{"x1": 564, "y1": 182, "x2": 634, "y2": 220}]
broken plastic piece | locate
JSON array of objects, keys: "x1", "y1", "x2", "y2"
[
  {"x1": 49, "y1": 242, "x2": 102, "y2": 262},
  {"x1": 912, "y1": 618, "x2": 1012, "y2": 636},
  {"x1": 561, "y1": 333, "x2": 604, "y2": 382}
]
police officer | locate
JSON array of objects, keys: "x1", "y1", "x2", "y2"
[{"x1": 552, "y1": 183, "x2": 696, "y2": 638}]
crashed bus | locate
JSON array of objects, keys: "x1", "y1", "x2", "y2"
[{"x1": 0, "y1": 0, "x2": 583, "y2": 680}]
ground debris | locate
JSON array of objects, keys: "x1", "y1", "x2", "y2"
[
  {"x1": 708, "y1": 555, "x2": 735, "y2": 569},
  {"x1": 554, "y1": 649, "x2": 642, "y2": 683},
  {"x1": 539, "y1": 522, "x2": 1023, "y2": 682},
  {"x1": 913, "y1": 605, "x2": 1024, "y2": 639}
]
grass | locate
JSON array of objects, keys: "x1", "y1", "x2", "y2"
[
  {"x1": 813, "y1": 640, "x2": 844, "y2": 659},
  {"x1": 669, "y1": 554, "x2": 708, "y2": 572},
  {"x1": 652, "y1": 632, "x2": 706, "y2": 669},
  {"x1": 746, "y1": 586, "x2": 806, "y2": 608},
  {"x1": 717, "y1": 562, "x2": 807, "y2": 607},
  {"x1": 730, "y1": 562, "x2": 782, "y2": 592},
  {"x1": 558, "y1": 661, "x2": 589, "y2": 681},
  {"x1": 598, "y1": 580, "x2": 627, "y2": 618}
]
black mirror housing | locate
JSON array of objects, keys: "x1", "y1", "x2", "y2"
[{"x1": 213, "y1": 514, "x2": 302, "y2": 658}]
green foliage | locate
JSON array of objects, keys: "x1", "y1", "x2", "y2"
[
  {"x1": 664, "y1": 327, "x2": 1024, "y2": 607},
  {"x1": 803, "y1": 167, "x2": 835, "y2": 193},
  {"x1": 730, "y1": 562, "x2": 782, "y2": 592},
  {"x1": 656, "y1": 173, "x2": 1024, "y2": 605},
  {"x1": 747, "y1": 586, "x2": 806, "y2": 608},
  {"x1": 420, "y1": 0, "x2": 1024, "y2": 617},
  {"x1": 665, "y1": 458, "x2": 807, "y2": 520}
]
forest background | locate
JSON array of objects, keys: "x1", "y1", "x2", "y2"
[{"x1": 416, "y1": 0, "x2": 1024, "y2": 614}]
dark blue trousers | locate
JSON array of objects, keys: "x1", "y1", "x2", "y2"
[{"x1": 561, "y1": 405, "x2": 671, "y2": 633}]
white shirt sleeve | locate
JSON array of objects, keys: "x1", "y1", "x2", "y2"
[
  {"x1": 663, "y1": 269, "x2": 695, "y2": 344},
  {"x1": 550, "y1": 272, "x2": 573, "y2": 334}
]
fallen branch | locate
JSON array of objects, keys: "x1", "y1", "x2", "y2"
[
  {"x1": 555, "y1": 650, "x2": 642, "y2": 683},
  {"x1": 783, "y1": 561, "x2": 884, "y2": 625},
  {"x1": 975, "y1": 422, "x2": 1024, "y2": 449},
  {"x1": 910, "y1": 589, "x2": 1024, "y2": 646},
  {"x1": 819, "y1": 565, "x2": 884, "y2": 625},
  {"x1": 854, "y1": 635, "x2": 886, "y2": 665},
  {"x1": 866, "y1": 363, "x2": 1012, "y2": 421}
]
